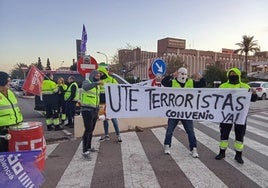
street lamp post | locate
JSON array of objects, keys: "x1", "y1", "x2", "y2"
[{"x1": 97, "y1": 51, "x2": 108, "y2": 64}]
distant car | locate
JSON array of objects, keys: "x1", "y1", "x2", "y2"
[
  {"x1": 248, "y1": 81, "x2": 268, "y2": 100},
  {"x1": 15, "y1": 80, "x2": 25, "y2": 91},
  {"x1": 10, "y1": 79, "x2": 19, "y2": 88}
]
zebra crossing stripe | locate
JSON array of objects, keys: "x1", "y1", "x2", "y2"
[
  {"x1": 260, "y1": 112, "x2": 268, "y2": 116},
  {"x1": 56, "y1": 137, "x2": 100, "y2": 187},
  {"x1": 199, "y1": 121, "x2": 268, "y2": 157},
  {"x1": 152, "y1": 127, "x2": 227, "y2": 188},
  {"x1": 193, "y1": 126, "x2": 268, "y2": 188},
  {"x1": 120, "y1": 132, "x2": 161, "y2": 188},
  {"x1": 247, "y1": 118, "x2": 267, "y2": 129},
  {"x1": 246, "y1": 125, "x2": 268, "y2": 138},
  {"x1": 46, "y1": 143, "x2": 59, "y2": 159},
  {"x1": 252, "y1": 114, "x2": 268, "y2": 121}
]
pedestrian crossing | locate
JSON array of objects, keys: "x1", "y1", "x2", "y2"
[{"x1": 42, "y1": 112, "x2": 268, "y2": 188}]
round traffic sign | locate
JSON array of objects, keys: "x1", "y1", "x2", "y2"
[
  {"x1": 77, "y1": 55, "x2": 98, "y2": 76},
  {"x1": 151, "y1": 59, "x2": 166, "y2": 76}
]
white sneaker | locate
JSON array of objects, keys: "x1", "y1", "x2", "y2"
[
  {"x1": 164, "y1": 145, "x2": 171, "y2": 155},
  {"x1": 117, "y1": 136, "x2": 122, "y2": 143},
  {"x1": 82, "y1": 151, "x2": 91, "y2": 160},
  {"x1": 191, "y1": 147, "x2": 199, "y2": 158},
  {"x1": 99, "y1": 135, "x2": 110, "y2": 142}
]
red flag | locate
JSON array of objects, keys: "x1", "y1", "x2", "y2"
[{"x1": 22, "y1": 66, "x2": 44, "y2": 96}]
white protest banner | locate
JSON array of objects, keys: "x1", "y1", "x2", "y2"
[{"x1": 104, "y1": 84, "x2": 252, "y2": 124}]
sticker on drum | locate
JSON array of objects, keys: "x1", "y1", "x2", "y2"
[{"x1": 8, "y1": 122, "x2": 46, "y2": 171}]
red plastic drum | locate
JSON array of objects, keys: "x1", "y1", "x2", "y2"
[{"x1": 8, "y1": 122, "x2": 46, "y2": 171}]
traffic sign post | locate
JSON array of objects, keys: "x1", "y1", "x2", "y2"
[
  {"x1": 151, "y1": 59, "x2": 166, "y2": 77},
  {"x1": 77, "y1": 55, "x2": 98, "y2": 77}
]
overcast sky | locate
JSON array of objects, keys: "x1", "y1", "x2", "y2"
[{"x1": 1, "y1": 0, "x2": 267, "y2": 73}]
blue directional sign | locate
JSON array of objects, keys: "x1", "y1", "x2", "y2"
[{"x1": 151, "y1": 59, "x2": 166, "y2": 76}]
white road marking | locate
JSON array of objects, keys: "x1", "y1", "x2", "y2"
[
  {"x1": 193, "y1": 125, "x2": 268, "y2": 188},
  {"x1": 46, "y1": 143, "x2": 59, "y2": 159},
  {"x1": 120, "y1": 132, "x2": 161, "y2": 188},
  {"x1": 200, "y1": 121, "x2": 268, "y2": 157},
  {"x1": 247, "y1": 118, "x2": 268, "y2": 129},
  {"x1": 251, "y1": 114, "x2": 268, "y2": 121},
  {"x1": 152, "y1": 127, "x2": 227, "y2": 188},
  {"x1": 56, "y1": 137, "x2": 100, "y2": 188}
]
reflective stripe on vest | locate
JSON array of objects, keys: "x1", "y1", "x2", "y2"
[{"x1": 0, "y1": 90, "x2": 23, "y2": 127}]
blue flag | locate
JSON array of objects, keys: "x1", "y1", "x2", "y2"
[
  {"x1": 80, "y1": 24, "x2": 87, "y2": 54},
  {"x1": 0, "y1": 151, "x2": 44, "y2": 188}
]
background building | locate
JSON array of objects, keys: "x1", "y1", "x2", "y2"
[{"x1": 118, "y1": 37, "x2": 268, "y2": 80}]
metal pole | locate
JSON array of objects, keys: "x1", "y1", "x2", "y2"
[{"x1": 97, "y1": 51, "x2": 108, "y2": 64}]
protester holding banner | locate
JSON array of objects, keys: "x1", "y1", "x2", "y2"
[
  {"x1": 0, "y1": 71, "x2": 23, "y2": 152},
  {"x1": 98, "y1": 67, "x2": 122, "y2": 143},
  {"x1": 215, "y1": 67, "x2": 258, "y2": 164},
  {"x1": 41, "y1": 73, "x2": 63, "y2": 131},
  {"x1": 80, "y1": 70, "x2": 103, "y2": 160},
  {"x1": 57, "y1": 77, "x2": 67, "y2": 125},
  {"x1": 64, "y1": 76, "x2": 79, "y2": 128},
  {"x1": 161, "y1": 67, "x2": 206, "y2": 157},
  {"x1": 151, "y1": 74, "x2": 163, "y2": 87}
]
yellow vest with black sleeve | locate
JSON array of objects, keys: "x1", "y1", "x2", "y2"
[
  {"x1": 172, "y1": 79, "x2": 194, "y2": 88},
  {"x1": 42, "y1": 79, "x2": 58, "y2": 95},
  {"x1": 80, "y1": 81, "x2": 100, "y2": 108},
  {"x1": 0, "y1": 90, "x2": 23, "y2": 127},
  {"x1": 64, "y1": 82, "x2": 79, "y2": 101}
]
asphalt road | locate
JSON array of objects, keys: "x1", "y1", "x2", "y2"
[{"x1": 15, "y1": 92, "x2": 268, "y2": 188}]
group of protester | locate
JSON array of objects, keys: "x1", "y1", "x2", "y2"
[
  {"x1": 0, "y1": 65, "x2": 257, "y2": 164},
  {"x1": 41, "y1": 74, "x2": 78, "y2": 131}
]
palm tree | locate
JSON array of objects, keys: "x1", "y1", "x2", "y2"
[{"x1": 234, "y1": 35, "x2": 260, "y2": 75}]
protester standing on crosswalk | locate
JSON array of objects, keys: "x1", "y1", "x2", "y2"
[
  {"x1": 80, "y1": 70, "x2": 103, "y2": 160},
  {"x1": 97, "y1": 67, "x2": 122, "y2": 143},
  {"x1": 161, "y1": 67, "x2": 206, "y2": 157},
  {"x1": 215, "y1": 67, "x2": 258, "y2": 164}
]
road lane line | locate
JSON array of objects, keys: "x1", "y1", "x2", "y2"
[
  {"x1": 46, "y1": 143, "x2": 59, "y2": 159},
  {"x1": 193, "y1": 126, "x2": 268, "y2": 188},
  {"x1": 120, "y1": 132, "x2": 161, "y2": 188},
  {"x1": 247, "y1": 118, "x2": 268, "y2": 129},
  {"x1": 199, "y1": 121, "x2": 268, "y2": 157},
  {"x1": 252, "y1": 114, "x2": 268, "y2": 121},
  {"x1": 56, "y1": 137, "x2": 100, "y2": 188},
  {"x1": 152, "y1": 127, "x2": 227, "y2": 188}
]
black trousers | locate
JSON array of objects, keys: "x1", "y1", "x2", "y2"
[
  {"x1": 65, "y1": 101, "x2": 76, "y2": 123},
  {"x1": 0, "y1": 128, "x2": 8, "y2": 152},
  {"x1": 220, "y1": 123, "x2": 246, "y2": 142},
  {"x1": 81, "y1": 110, "x2": 98, "y2": 153},
  {"x1": 43, "y1": 94, "x2": 59, "y2": 119}
]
